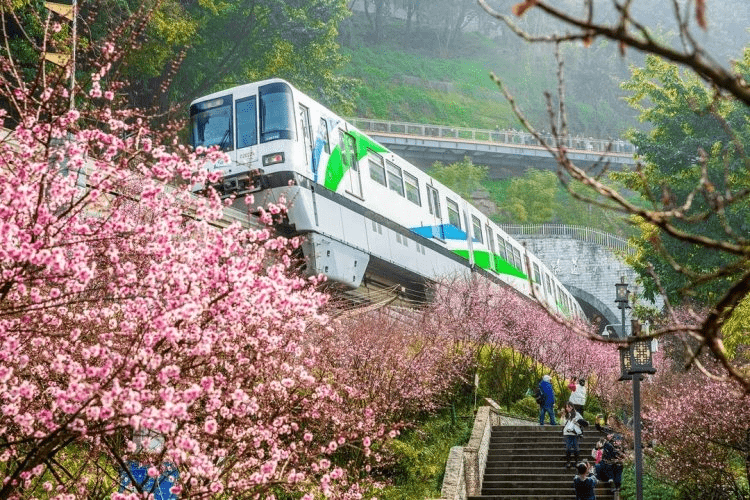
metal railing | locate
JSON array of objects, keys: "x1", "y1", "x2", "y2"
[
  {"x1": 499, "y1": 223, "x2": 635, "y2": 254},
  {"x1": 349, "y1": 117, "x2": 636, "y2": 156}
]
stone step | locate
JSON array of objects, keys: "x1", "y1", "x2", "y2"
[
  {"x1": 482, "y1": 472, "x2": 600, "y2": 482},
  {"x1": 488, "y1": 441, "x2": 601, "y2": 450},
  {"x1": 481, "y1": 484, "x2": 616, "y2": 495},
  {"x1": 477, "y1": 424, "x2": 615, "y2": 500},
  {"x1": 484, "y1": 461, "x2": 593, "y2": 470},
  {"x1": 471, "y1": 493, "x2": 616, "y2": 500}
]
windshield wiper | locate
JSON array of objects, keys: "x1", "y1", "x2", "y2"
[{"x1": 218, "y1": 128, "x2": 231, "y2": 151}]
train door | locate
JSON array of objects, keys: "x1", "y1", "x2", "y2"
[
  {"x1": 426, "y1": 184, "x2": 443, "y2": 239},
  {"x1": 485, "y1": 224, "x2": 496, "y2": 271},
  {"x1": 341, "y1": 132, "x2": 362, "y2": 197},
  {"x1": 298, "y1": 104, "x2": 312, "y2": 168}
]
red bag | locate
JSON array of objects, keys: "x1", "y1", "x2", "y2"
[{"x1": 568, "y1": 381, "x2": 577, "y2": 391}]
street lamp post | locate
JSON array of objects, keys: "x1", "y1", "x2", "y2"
[
  {"x1": 615, "y1": 276, "x2": 630, "y2": 338},
  {"x1": 617, "y1": 320, "x2": 656, "y2": 500}
]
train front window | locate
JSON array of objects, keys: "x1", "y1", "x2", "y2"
[
  {"x1": 190, "y1": 95, "x2": 233, "y2": 151},
  {"x1": 259, "y1": 82, "x2": 295, "y2": 143}
]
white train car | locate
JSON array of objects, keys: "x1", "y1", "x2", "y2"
[{"x1": 189, "y1": 78, "x2": 583, "y2": 317}]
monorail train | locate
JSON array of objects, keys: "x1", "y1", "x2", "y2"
[{"x1": 189, "y1": 78, "x2": 583, "y2": 317}]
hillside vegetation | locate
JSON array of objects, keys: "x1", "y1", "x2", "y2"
[{"x1": 338, "y1": 11, "x2": 640, "y2": 139}]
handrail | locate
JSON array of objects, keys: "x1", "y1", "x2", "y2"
[
  {"x1": 499, "y1": 223, "x2": 635, "y2": 254},
  {"x1": 349, "y1": 117, "x2": 636, "y2": 156}
]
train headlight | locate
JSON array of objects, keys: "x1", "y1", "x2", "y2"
[{"x1": 262, "y1": 152, "x2": 285, "y2": 166}]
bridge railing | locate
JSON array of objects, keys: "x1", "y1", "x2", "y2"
[
  {"x1": 349, "y1": 117, "x2": 636, "y2": 155},
  {"x1": 500, "y1": 223, "x2": 635, "y2": 254}
]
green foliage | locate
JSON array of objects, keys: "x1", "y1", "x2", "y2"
[
  {"x1": 340, "y1": 10, "x2": 640, "y2": 137},
  {"x1": 497, "y1": 169, "x2": 557, "y2": 223},
  {"x1": 619, "y1": 463, "x2": 679, "y2": 500},
  {"x1": 510, "y1": 395, "x2": 540, "y2": 419},
  {"x1": 171, "y1": 0, "x2": 355, "y2": 112},
  {"x1": 720, "y1": 295, "x2": 750, "y2": 359},
  {"x1": 487, "y1": 169, "x2": 632, "y2": 235},
  {"x1": 340, "y1": 43, "x2": 533, "y2": 129},
  {"x1": 377, "y1": 405, "x2": 474, "y2": 500},
  {"x1": 475, "y1": 346, "x2": 540, "y2": 410},
  {"x1": 618, "y1": 54, "x2": 750, "y2": 304},
  {"x1": 429, "y1": 156, "x2": 487, "y2": 199}
]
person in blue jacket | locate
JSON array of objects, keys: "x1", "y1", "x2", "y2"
[{"x1": 538, "y1": 374, "x2": 556, "y2": 425}]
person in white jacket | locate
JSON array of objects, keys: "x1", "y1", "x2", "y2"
[
  {"x1": 568, "y1": 378, "x2": 587, "y2": 414},
  {"x1": 562, "y1": 401, "x2": 585, "y2": 468}
]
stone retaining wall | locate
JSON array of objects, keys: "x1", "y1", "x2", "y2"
[{"x1": 438, "y1": 406, "x2": 500, "y2": 500}]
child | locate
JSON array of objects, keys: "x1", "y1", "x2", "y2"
[
  {"x1": 591, "y1": 438, "x2": 604, "y2": 464},
  {"x1": 573, "y1": 461, "x2": 598, "y2": 500}
]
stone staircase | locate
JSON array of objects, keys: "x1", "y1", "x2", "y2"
[{"x1": 468, "y1": 425, "x2": 617, "y2": 500}]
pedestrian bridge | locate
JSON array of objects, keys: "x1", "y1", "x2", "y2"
[
  {"x1": 499, "y1": 224, "x2": 662, "y2": 335},
  {"x1": 349, "y1": 118, "x2": 636, "y2": 176}
]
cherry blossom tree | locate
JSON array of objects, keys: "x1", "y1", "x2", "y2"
[
  {"x1": 424, "y1": 276, "x2": 627, "y2": 408},
  {"x1": 0, "y1": 13, "x2": 438, "y2": 499},
  {"x1": 643, "y1": 365, "x2": 750, "y2": 498}
]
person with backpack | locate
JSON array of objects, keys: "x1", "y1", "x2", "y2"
[
  {"x1": 562, "y1": 401, "x2": 586, "y2": 468},
  {"x1": 538, "y1": 374, "x2": 556, "y2": 425}
]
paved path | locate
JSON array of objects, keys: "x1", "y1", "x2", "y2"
[{"x1": 498, "y1": 414, "x2": 538, "y2": 426}]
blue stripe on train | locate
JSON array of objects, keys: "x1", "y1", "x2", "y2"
[{"x1": 411, "y1": 224, "x2": 478, "y2": 242}]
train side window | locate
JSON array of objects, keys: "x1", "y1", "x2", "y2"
[
  {"x1": 471, "y1": 215, "x2": 483, "y2": 243},
  {"x1": 235, "y1": 96, "x2": 257, "y2": 148},
  {"x1": 427, "y1": 185, "x2": 441, "y2": 219},
  {"x1": 513, "y1": 246, "x2": 522, "y2": 270},
  {"x1": 386, "y1": 161, "x2": 405, "y2": 197},
  {"x1": 404, "y1": 172, "x2": 421, "y2": 205},
  {"x1": 319, "y1": 118, "x2": 330, "y2": 154},
  {"x1": 533, "y1": 262, "x2": 541, "y2": 284},
  {"x1": 368, "y1": 151, "x2": 387, "y2": 186},
  {"x1": 497, "y1": 236, "x2": 507, "y2": 261},
  {"x1": 447, "y1": 198, "x2": 461, "y2": 228},
  {"x1": 545, "y1": 273, "x2": 553, "y2": 295}
]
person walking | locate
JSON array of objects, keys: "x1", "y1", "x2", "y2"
[
  {"x1": 568, "y1": 378, "x2": 587, "y2": 414},
  {"x1": 573, "y1": 461, "x2": 599, "y2": 500},
  {"x1": 562, "y1": 401, "x2": 585, "y2": 468},
  {"x1": 538, "y1": 374, "x2": 556, "y2": 425}
]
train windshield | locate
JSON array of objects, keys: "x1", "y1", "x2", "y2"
[
  {"x1": 259, "y1": 82, "x2": 295, "y2": 143},
  {"x1": 190, "y1": 95, "x2": 233, "y2": 151}
]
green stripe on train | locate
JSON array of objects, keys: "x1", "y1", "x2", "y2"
[
  {"x1": 324, "y1": 130, "x2": 388, "y2": 191},
  {"x1": 452, "y1": 250, "x2": 527, "y2": 279}
]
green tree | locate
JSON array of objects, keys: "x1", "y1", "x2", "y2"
[
  {"x1": 171, "y1": 0, "x2": 356, "y2": 112},
  {"x1": 430, "y1": 156, "x2": 487, "y2": 199},
  {"x1": 4, "y1": 0, "x2": 356, "y2": 114},
  {"x1": 498, "y1": 168, "x2": 557, "y2": 223},
  {"x1": 617, "y1": 54, "x2": 750, "y2": 304},
  {"x1": 718, "y1": 296, "x2": 750, "y2": 360}
]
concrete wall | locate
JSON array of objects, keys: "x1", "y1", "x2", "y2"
[{"x1": 513, "y1": 235, "x2": 663, "y2": 333}]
